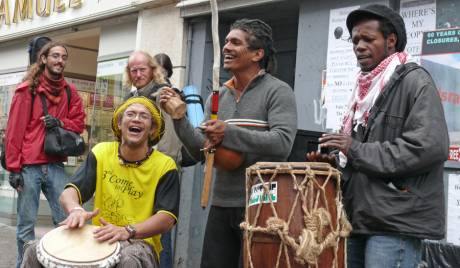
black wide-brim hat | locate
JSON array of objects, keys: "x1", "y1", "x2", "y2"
[{"x1": 346, "y1": 4, "x2": 407, "y2": 52}]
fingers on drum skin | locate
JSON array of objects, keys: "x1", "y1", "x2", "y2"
[
  {"x1": 306, "y1": 151, "x2": 322, "y2": 161},
  {"x1": 74, "y1": 215, "x2": 84, "y2": 228},
  {"x1": 108, "y1": 235, "x2": 119, "y2": 244},
  {"x1": 79, "y1": 215, "x2": 87, "y2": 228},
  {"x1": 306, "y1": 151, "x2": 335, "y2": 165}
]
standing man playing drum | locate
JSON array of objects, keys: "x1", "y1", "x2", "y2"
[
  {"x1": 21, "y1": 97, "x2": 180, "y2": 267},
  {"x1": 160, "y1": 19, "x2": 297, "y2": 268},
  {"x1": 314, "y1": 5, "x2": 449, "y2": 267},
  {"x1": 5, "y1": 41, "x2": 85, "y2": 268}
]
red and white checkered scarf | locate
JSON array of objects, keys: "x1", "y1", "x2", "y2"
[{"x1": 341, "y1": 52, "x2": 410, "y2": 135}]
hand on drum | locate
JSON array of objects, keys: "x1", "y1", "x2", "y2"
[
  {"x1": 93, "y1": 218, "x2": 131, "y2": 244},
  {"x1": 306, "y1": 151, "x2": 337, "y2": 167},
  {"x1": 60, "y1": 208, "x2": 100, "y2": 229},
  {"x1": 319, "y1": 132, "x2": 352, "y2": 155}
]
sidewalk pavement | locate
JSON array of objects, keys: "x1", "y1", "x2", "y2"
[
  {"x1": 0, "y1": 223, "x2": 53, "y2": 268},
  {"x1": 0, "y1": 223, "x2": 16, "y2": 268}
]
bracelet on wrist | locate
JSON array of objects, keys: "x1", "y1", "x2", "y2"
[{"x1": 124, "y1": 224, "x2": 137, "y2": 239}]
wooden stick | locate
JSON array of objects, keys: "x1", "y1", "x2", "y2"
[
  {"x1": 201, "y1": 150, "x2": 215, "y2": 208},
  {"x1": 200, "y1": 0, "x2": 220, "y2": 209}
]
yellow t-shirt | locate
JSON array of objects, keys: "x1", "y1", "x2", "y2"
[{"x1": 67, "y1": 141, "x2": 178, "y2": 256}]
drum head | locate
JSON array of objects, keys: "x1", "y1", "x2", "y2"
[{"x1": 40, "y1": 225, "x2": 119, "y2": 264}]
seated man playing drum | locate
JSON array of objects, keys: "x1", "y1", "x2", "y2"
[{"x1": 21, "y1": 96, "x2": 180, "y2": 268}]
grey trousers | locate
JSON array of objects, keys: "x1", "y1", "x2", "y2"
[{"x1": 21, "y1": 239, "x2": 158, "y2": 268}]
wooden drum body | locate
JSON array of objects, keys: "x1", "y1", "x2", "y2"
[
  {"x1": 37, "y1": 225, "x2": 121, "y2": 268},
  {"x1": 241, "y1": 162, "x2": 351, "y2": 268}
]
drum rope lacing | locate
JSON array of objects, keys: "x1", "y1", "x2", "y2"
[{"x1": 240, "y1": 164, "x2": 352, "y2": 268}]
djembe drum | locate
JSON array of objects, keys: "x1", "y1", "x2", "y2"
[
  {"x1": 241, "y1": 162, "x2": 351, "y2": 268},
  {"x1": 37, "y1": 225, "x2": 121, "y2": 268}
]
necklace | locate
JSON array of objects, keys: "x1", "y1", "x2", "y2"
[{"x1": 118, "y1": 146, "x2": 153, "y2": 167}]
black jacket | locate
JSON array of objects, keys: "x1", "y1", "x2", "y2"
[{"x1": 342, "y1": 63, "x2": 449, "y2": 240}]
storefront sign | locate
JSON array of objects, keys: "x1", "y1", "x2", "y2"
[
  {"x1": 0, "y1": 0, "x2": 142, "y2": 41},
  {"x1": 0, "y1": 0, "x2": 82, "y2": 26}
]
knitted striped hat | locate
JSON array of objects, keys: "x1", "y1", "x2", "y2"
[{"x1": 112, "y1": 96, "x2": 165, "y2": 146}]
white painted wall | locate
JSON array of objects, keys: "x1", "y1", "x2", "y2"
[
  {"x1": 99, "y1": 21, "x2": 137, "y2": 59},
  {"x1": 136, "y1": 5, "x2": 187, "y2": 88},
  {"x1": 0, "y1": 43, "x2": 28, "y2": 73}
]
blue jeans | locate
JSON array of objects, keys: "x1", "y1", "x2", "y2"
[
  {"x1": 347, "y1": 234, "x2": 422, "y2": 268},
  {"x1": 160, "y1": 231, "x2": 173, "y2": 268},
  {"x1": 16, "y1": 163, "x2": 68, "y2": 268}
]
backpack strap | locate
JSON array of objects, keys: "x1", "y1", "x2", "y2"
[
  {"x1": 39, "y1": 85, "x2": 72, "y2": 116},
  {"x1": 39, "y1": 94, "x2": 49, "y2": 116},
  {"x1": 184, "y1": 94, "x2": 204, "y2": 111},
  {"x1": 65, "y1": 85, "x2": 71, "y2": 111}
]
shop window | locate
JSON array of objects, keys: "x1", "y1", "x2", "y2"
[
  {"x1": 411, "y1": 0, "x2": 460, "y2": 159},
  {"x1": 0, "y1": 72, "x2": 25, "y2": 191},
  {"x1": 89, "y1": 58, "x2": 129, "y2": 148}
]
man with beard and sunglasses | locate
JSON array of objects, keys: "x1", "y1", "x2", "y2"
[
  {"x1": 4, "y1": 41, "x2": 85, "y2": 268},
  {"x1": 160, "y1": 19, "x2": 297, "y2": 268},
  {"x1": 309, "y1": 5, "x2": 449, "y2": 267}
]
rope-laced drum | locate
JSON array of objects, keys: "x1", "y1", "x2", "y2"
[
  {"x1": 37, "y1": 225, "x2": 121, "y2": 268},
  {"x1": 241, "y1": 162, "x2": 351, "y2": 268}
]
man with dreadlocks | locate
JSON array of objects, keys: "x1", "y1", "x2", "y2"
[
  {"x1": 311, "y1": 5, "x2": 449, "y2": 267},
  {"x1": 4, "y1": 41, "x2": 85, "y2": 268},
  {"x1": 160, "y1": 18, "x2": 297, "y2": 267},
  {"x1": 21, "y1": 97, "x2": 180, "y2": 267}
]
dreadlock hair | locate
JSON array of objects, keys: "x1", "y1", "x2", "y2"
[
  {"x1": 23, "y1": 41, "x2": 68, "y2": 94},
  {"x1": 230, "y1": 18, "x2": 277, "y2": 73}
]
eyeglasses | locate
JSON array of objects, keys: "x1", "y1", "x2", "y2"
[
  {"x1": 129, "y1": 67, "x2": 150, "y2": 74},
  {"x1": 124, "y1": 111, "x2": 152, "y2": 121},
  {"x1": 47, "y1": 53, "x2": 68, "y2": 61}
]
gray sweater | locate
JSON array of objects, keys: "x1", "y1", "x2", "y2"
[{"x1": 174, "y1": 73, "x2": 297, "y2": 207}]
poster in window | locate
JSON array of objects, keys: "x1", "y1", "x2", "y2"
[{"x1": 421, "y1": 29, "x2": 460, "y2": 158}]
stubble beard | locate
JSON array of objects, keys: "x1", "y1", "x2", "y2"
[{"x1": 46, "y1": 64, "x2": 64, "y2": 80}]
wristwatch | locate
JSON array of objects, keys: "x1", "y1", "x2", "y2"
[{"x1": 124, "y1": 224, "x2": 136, "y2": 239}]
